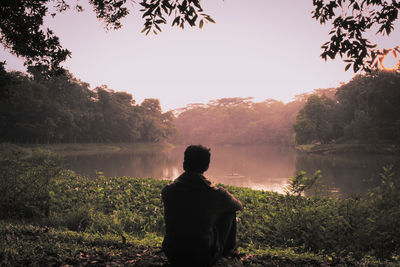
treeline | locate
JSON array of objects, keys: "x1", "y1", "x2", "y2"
[
  {"x1": 0, "y1": 64, "x2": 175, "y2": 143},
  {"x1": 170, "y1": 92, "x2": 334, "y2": 145},
  {"x1": 294, "y1": 71, "x2": 400, "y2": 144}
]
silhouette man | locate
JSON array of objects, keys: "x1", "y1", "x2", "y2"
[{"x1": 162, "y1": 145, "x2": 243, "y2": 266}]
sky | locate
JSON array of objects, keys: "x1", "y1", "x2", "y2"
[{"x1": 1, "y1": 0, "x2": 399, "y2": 112}]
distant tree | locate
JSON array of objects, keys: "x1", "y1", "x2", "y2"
[
  {"x1": 0, "y1": 68, "x2": 175, "y2": 143},
  {"x1": 294, "y1": 70, "x2": 400, "y2": 145},
  {"x1": 171, "y1": 97, "x2": 307, "y2": 145},
  {"x1": 336, "y1": 70, "x2": 400, "y2": 142},
  {"x1": 139, "y1": 98, "x2": 174, "y2": 142},
  {"x1": 1, "y1": 1, "x2": 399, "y2": 76},
  {"x1": 293, "y1": 95, "x2": 335, "y2": 144},
  {"x1": 0, "y1": 62, "x2": 11, "y2": 98}
]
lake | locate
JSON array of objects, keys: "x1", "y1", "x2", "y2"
[{"x1": 63, "y1": 145, "x2": 400, "y2": 195}]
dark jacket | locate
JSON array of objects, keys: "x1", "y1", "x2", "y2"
[{"x1": 162, "y1": 171, "x2": 242, "y2": 265}]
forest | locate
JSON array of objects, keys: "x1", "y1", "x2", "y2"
[
  {"x1": 294, "y1": 71, "x2": 400, "y2": 145},
  {"x1": 170, "y1": 89, "x2": 336, "y2": 145},
  {"x1": 0, "y1": 63, "x2": 175, "y2": 144},
  {"x1": 171, "y1": 71, "x2": 400, "y2": 147},
  {"x1": 3, "y1": 63, "x2": 399, "y2": 147}
]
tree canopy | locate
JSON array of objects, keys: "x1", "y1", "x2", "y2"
[
  {"x1": 1, "y1": 0, "x2": 399, "y2": 77},
  {"x1": 0, "y1": 0, "x2": 213, "y2": 77},
  {"x1": 0, "y1": 64, "x2": 175, "y2": 143},
  {"x1": 312, "y1": 0, "x2": 400, "y2": 72},
  {"x1": 293, "y1": 70, "x2": 400, "y2": 145},
  {"x1": 171, "y1": 93, "x2": 333, "y2": 146}
]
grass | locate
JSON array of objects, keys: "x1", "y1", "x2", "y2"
[
  {"x1": 0, "y1": 222, "x2": 348, "y2": 266},
  {"x1": 0, "y1": 222, "x2": 168, "y2": 266},
  {"x1": 1, "y1": 158, "x2": 400, "y2": 266}
]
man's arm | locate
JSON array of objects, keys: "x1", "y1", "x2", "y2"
[{"x1": 214, "y1": 187, "x2": 243, "y2": 213}]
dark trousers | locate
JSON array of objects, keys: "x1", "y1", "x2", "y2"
[
  {"x1": 216, "y1": 212, "x2": 237, "y2": 257},
  {"x1": 164, "y1": 212, "x2": 238, "y2": 267}
]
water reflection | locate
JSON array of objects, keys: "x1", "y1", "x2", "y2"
[
  {"x1": 295, "y1": 153, "x2": 400, "y2": 196},
  {"x1": 63, "y1": 145, "x2": 399, "y2": 195}
]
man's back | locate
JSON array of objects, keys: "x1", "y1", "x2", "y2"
[{"x1": 162, "y1": 171, "x2": 242, "y2": 266}]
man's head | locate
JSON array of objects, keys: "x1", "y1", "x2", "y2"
[{"x1": 183, "y1": 145, "x2": 211, "y2": 174}]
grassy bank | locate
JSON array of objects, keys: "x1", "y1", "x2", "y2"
[
  {"x1": 296, "y1": 143, "x2": 400, "y2": 154},
  {"x1": 0, "y1": 142, "x2": 173, "y2": 159},
  {"x1": 1, "y1": 222, "x2": 335, "y2": 266},
  {"x1": 1, "y1": 158, "x2": 400, "y2": 266}
]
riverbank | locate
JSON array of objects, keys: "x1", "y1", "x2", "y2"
[
  {"x1": 0, "y1": 222, "x2": 332, "y2": 266},
  {"x1": 0, "y1": 142, "x2": 174, "y2": 159},
  {"x1": 1, "y1": 158, "x2": 399, "y2": 265},
  {"x1": 296, "y1": 143, "x2": 400, "y2": 154}
]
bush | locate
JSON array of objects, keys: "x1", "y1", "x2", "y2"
[{"x1": 0, "y1": 157, "x2": 60, "y2": 218}]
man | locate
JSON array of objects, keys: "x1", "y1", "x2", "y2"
[{"x1": 162, "y1": 145, "x2": 243, "y2": 266}]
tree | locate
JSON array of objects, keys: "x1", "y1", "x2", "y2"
[
  {"x1": 0, "y1": 67, "x2": 175, "y2": 143},
  {"x1": 171, "y1": 97, "x2": 305, "y2": 145},
  {"x1": 335, "y1": 70, "x2": 400, "y2": 142},
  {"x1": 293, "y1": 70, "x2": 400, "y2": 145},
  {"x1": 1, "y1": 0, "x2": 399, "y2": 77},
  {"x1": 312, "y1": 0, "x2": 400, "y2": 72},
  {"x1": 0, "y1": 0, "x2": 212, "y2": 77},
  {"x1": 293, "y1": 95, "x2": 336, "y2": 144}
]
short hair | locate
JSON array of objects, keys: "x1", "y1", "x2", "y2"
[{"x1": 183, "y1": 145, "x2": 211, "y2": 173}]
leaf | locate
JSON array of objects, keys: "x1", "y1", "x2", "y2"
[
  {"x1": 154, "y1": 23, "x2": 161, "y2": 32},
  {"x1": 155, "y1": 19, "x2": 166, "y2": 24},
  {"x1": 205, "y1": 16, "x2": 215, "y2": 23},
  {"x1": 345, "y1": 63, "x2": 351, "y2": 71},
  {"x1": 199, "y1": 19, "x2": 204, "y2": 29},
  {"x1": 172, "y1": 16, "x2": 180, "y2": 26}
]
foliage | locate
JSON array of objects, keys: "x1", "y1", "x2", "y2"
[
  {"x1": 47, "y1": 172, "x2": 168, "y2": 237},
  {"x1": 172, "y1": 97, "x2": 306, "y2": 145},
  {"x1": 312, "y1": 0, "x2": 400, "y2": 72},
  {"x1": 2, "y1": 1, "x2": 399, "y2": 75},
  {"x1": 0, "y1": 156, "x2": 60, "y2": 219},
  {"x1": 0, "y1": 222, "x2": 170, "y2": 266},
  {"x1": 0, "y1": 0, "x2": 213, "y2": 76},
  {"x1": 294, "y1": 70, "x2": 400, "y2": 145},
  {"x1": 0, "y1": 222, "x2": 370, "y2": 266},
  {"x1": 1, "y1": 158, "x2": 400, "y2": 264},
  {"x1": 284, "y1": 170, "x2": 323, "y2": 196},
  {"x1": 0, "y1": 0, "x2": 71, "y2": 77},
  {"x1": 0, "y1": 67, "x2": 175, "y2": 143},
  {"x1": 172, "y1": 90, "x2": 337, "y2": 145},
  {"x1": 367, "y1": 165, "x2": 400, "y2": 259},
  {"x1": 293, "y1": 94, "x2": 337, "y2": 144}
]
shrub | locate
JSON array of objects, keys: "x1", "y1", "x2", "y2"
[{"x1": 0, "y1": 156, "x2": 60, "y2": 218}]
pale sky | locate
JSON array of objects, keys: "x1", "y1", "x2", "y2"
[{"x1": 1, "y1": 0, "x2": 399, "y2": 111}]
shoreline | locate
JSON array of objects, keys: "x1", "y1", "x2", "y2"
[
  {"x1": 296, "y1": 143, "x2": 400, "y2": 155},
  {"x1": 0, "y1": 142, "x2": 174, "y2": 159}
]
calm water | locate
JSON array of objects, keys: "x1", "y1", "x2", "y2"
[{"x1": 63, "y1": 145, "x2": 400, "y2": 195}]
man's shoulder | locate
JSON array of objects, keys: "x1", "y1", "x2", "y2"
[{"x1": 162, "y1": 182, "x2": 175, "y2": 195}]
